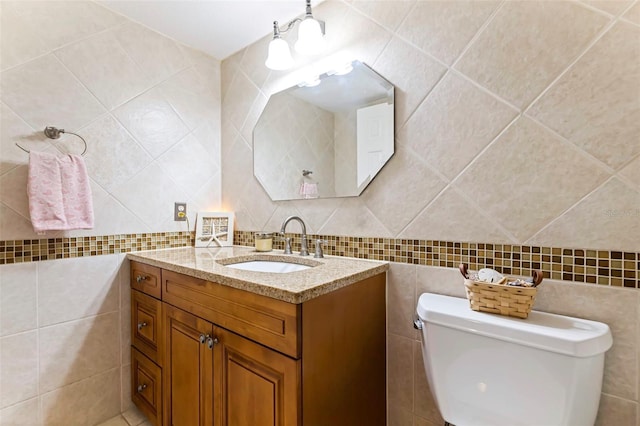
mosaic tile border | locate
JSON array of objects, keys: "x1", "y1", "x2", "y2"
[
  {"x1": 0, "y1": 232, "x2": 193, "y2": 264},
  {"x1": 1, "y1": 231, "x2": 637, "y2": 289},
  {"x1": 235, "y1": 231, "x2": 640, "y2": 289}
]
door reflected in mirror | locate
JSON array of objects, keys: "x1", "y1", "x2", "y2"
[{"x1": 253, "y1": 60, "x2": 394, "y2": 201}]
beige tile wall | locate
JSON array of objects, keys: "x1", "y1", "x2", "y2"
[
  {"x1": 220, "y1": 1, "x2": 639, "y2": 425},
  {"x1": 0, "y1": 255, "x2": 130, "y2": 425},
  {"x1": 0, "y1": 2, "x2": 221, "y2": 425},
  {"x1": 0, "y1": 1, "x2": 221, "y2": 239},
  {"x1": 222, "y1": 0, "x2": 639, "y2": 251}
]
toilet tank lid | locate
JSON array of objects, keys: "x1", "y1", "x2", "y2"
[{"x1": 417, "y1": 293, "x2": 612, "y2": 358}]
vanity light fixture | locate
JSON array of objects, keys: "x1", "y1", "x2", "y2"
[{"x1": 265, "y1": 0, "x2": 325, "y2": 71}]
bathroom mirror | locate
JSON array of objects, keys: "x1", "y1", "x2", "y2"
[{"x1": 253, "y1": 60, "x2": 395, "y2": 201}]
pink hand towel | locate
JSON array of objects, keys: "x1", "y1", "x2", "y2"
[{"x1": 28, "y1": 151, "x2": 94, "y2": 233}]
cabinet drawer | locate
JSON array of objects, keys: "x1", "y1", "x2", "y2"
[
  {"x1": 162, "y1": 270, "x2": 300, "y2": 358},
  {"x1": 132, "y1": 347, "x2": 162, "y2": 426},
  {"x1": 131, "y1": 261, "x2": 161, "y2": 299},
  {"x1": 132, "y1": 290, "x2": 163, "y2": 366}
]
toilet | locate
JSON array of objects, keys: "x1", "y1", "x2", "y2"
[{"x1": 415, "y1": 293, "x2": 613, "y2": 426}]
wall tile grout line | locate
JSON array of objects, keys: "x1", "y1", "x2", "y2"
[
  {"x1": 522, "y1": 174, "x2": 631, "y2": 246},
  {"x1": 520, "y1": 3, "x2": 624, "y2": 118}
]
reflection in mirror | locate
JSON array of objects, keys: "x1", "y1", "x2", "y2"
[{"x1": 253, "y1": 60, "x2": 394, "y2": 201}]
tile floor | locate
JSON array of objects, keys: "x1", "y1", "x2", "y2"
[{"x1": 95, "y1": 407, "x2": 150, "y2": 426}]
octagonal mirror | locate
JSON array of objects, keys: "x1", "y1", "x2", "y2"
[{"x1": 253, "y1": 60, "x2": 395, "y2": 201}]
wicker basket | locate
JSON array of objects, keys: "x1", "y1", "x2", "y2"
[{"x1": 459, "y1": 264, "x2": 543, "y2": 319}]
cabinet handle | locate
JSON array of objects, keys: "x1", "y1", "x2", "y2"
[
  {"x1": 206, "y1": 336, "x2": 219, "y2": 349},
  {"x1": 199, "y1": 334, "x2": 207, "y2": 344},
  {"x1": 135, "y1": 275, "x2": 148, "y2": 283},
  {"x1": 137, "y1": 322, "x2": 147, "y2": 331},
  {"x1": 137, "y1": 384, "x2": 147, "y2": 393}
]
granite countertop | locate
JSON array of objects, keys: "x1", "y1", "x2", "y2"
[{"x1": 127, "y1": 246, "x2": 389, "y2": 304}]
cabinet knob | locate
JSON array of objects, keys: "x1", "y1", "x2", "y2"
[
  {"x1": 137, "y1": 322, "x2": 147, "y2": 331},
  {"x1": 137, "y1": 384, "x2": 147, "y2": 393},
  {"x1": 206, "y1": 336, "x2": 219, "y2": 349},
  {"x1": 199, "y1": 334, "x2": 207, "y2": 344},
  {"x1": 135, "y1": 275, "x2": 148, "y2": 283}
]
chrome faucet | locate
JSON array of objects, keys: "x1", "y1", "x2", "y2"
[{"x1": 279, "y1": 215, "x2": 309, "y2": 256}]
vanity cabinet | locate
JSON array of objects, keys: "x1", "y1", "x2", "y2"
[{"x1": 130, "y1": 260, "x2": 386, "y2": 426}]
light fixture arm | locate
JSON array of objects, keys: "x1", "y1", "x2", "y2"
[
  {"x1": 272, "y1": 18, "x2": 302, "y2": 38},
  {"x1": 271, "y1": 0, "x2": 325, "y2": 38}
]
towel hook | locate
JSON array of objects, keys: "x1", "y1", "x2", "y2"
[{"x1": 16, "y1": 126, "x2": 87, "y2": 156}]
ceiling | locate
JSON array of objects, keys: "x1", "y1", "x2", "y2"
[{"x1": 99, "y1": 1, "x2": 324, "y2": 60}]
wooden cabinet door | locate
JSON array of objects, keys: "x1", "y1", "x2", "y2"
[
  {"x1": 163, "y1": 304, "x2": 214, "y2": 426},
  {"x1": 214, "y1": 327, "x2": 300, "y2": 426}
]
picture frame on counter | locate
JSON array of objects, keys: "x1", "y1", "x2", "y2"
[{"x1": 195, "y1": 212, "x2": 234, "y2": 248}]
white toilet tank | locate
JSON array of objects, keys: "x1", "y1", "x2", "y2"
[{"x1": 416, "y1": 293, "x2": 613, "y2": 426}]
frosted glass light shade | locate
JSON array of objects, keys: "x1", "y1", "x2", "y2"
[
  {"x1": 265, "y1": 38, "x2": 294, "y2": 70},
  {"x1": 294, "y1": 18, "x2": 325, "y2": 55}
]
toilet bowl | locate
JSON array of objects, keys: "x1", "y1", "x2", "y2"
[{"x1": 415, "y1": 293, "x2": 612, "y2": 426}]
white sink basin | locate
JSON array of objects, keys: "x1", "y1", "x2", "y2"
[{"x1": 224, "y1": 260, "x2": 312, "y2": 273}]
